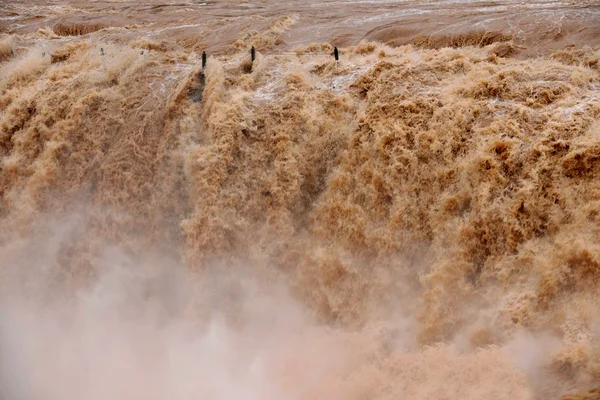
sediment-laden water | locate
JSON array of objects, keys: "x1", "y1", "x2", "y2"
[{"x1": 1, "y1": 1, "x2": 600, "y2": 399}]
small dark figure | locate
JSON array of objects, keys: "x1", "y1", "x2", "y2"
[
  {"x1": 332, "y1": 47, "x2": 340, "y2": 89},
  {"x1": 202, "y1": 51, "x2": 207, "y2": 70},
  {"x1": 100, "y1": 48, "x2": 104, "y2": 56},
  {"x1": 251, "y1": 46, "x2": 255, "y2": 63},
  {"x1": 141, "y1": 50, "x2": 144, "y2": 55}
]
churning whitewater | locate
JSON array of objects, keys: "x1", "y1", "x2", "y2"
[{"x1": 1, "y1": 1, "x2": 600, "y2": 399}]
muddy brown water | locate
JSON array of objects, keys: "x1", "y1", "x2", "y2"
[
  {"x1": 1, "y1": 1, "x2": 600, "y2": 400},
  {"x1": 2, "y1": 0, "x2": 600, "y2": 55}
]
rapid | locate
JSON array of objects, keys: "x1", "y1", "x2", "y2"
[{"x1": 1, "y1": 1, "x2": 600, "y2": 399}]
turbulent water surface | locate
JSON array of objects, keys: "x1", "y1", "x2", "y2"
[{"x1": 1, "y1": 1, "x2": 600, "y2": 399}]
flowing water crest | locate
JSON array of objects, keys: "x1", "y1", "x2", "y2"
[{"x1": 1, "y1": 1, "x2": 600, "y2": 399}]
